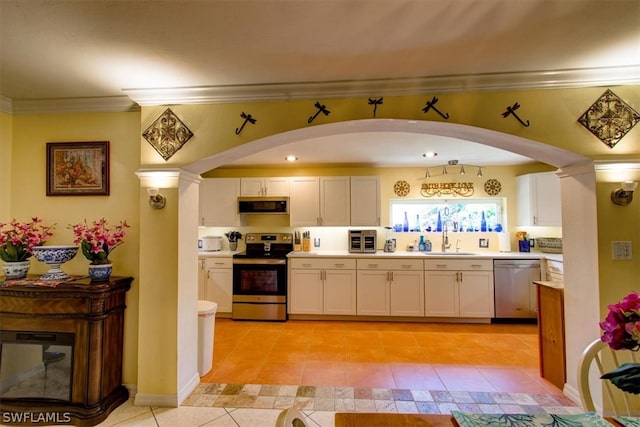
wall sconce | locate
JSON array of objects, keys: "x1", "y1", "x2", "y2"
[
  {"x1": 611, "y1": 180, "x2": 638, "y2": 206},
  {"x1": 148, "y1": 187, "x2": 166, "y2": 209}
]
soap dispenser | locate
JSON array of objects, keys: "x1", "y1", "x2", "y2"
[{"x1": 418, "y1": 235, "x2": 427, "y2": 252}]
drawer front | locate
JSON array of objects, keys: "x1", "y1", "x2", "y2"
[
  {"x1": 290, "y1": 258, "x2": 356, "y2": 270},
  {"x1": 357, "y1": 258, "x2": 423, "y2": 270},
  {"x1": 204, "y1": 257, "x2": 233, "y2": 269},
  {"x1": 424, "y1": 259, "x2": 493, "y2": 271}
]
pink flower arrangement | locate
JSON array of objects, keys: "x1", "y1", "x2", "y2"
[
  {"x1": 0, "y1": 218, "x2": 54, "y2": 262},
  {"x1": 70, "y1": 218, "x2": 129, "y2": 265},
  {"x1": 600, "y1": 291, "x2": 640, "y2": 351},
  {"x1": 599, "y1": 291, "x2": 640, "y2": 394}
]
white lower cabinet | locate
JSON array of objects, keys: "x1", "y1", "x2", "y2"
[
  {"x1": 356, "y1": 259, "x2": 424, "y2": 316},
  {"x1": 425, "y1": 259, "x2": 493, "y2": 318},
  {"x1": 199, "y1": 256, "x2": 233, "y2": 313},
  {"x1": 289, "y1": 258, "x2": 356, "y2": 315}
]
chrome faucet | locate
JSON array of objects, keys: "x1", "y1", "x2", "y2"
[{"x1": 441, "y1": 223, "x2": 451, "y2": 252}]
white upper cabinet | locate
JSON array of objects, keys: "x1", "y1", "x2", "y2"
[
  {"x1": 200, "y1": 178, "x2": 242, "y2": 227},
  {"x1": 289, "y1": 177, "x2": 321, "y2": 226},
  {"x1": 240, "y1": 177, "x2": 290, "y2": 196},
  {"x1": 516, "y1": 172, "x2": 562, "y2": 226},
  {"x1": 350, "y1": 176, "x2": 380, "y2": 226},
  {"x1": 320, "y1": 176, "x2": 350, "y2": 226},
  {"x1": 289, "y1": 176, "x2": 351, "y2": 226}
]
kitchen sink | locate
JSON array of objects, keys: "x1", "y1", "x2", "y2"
[{"x1": 422, "y1": 252, "x2": 476, "y2": 256}]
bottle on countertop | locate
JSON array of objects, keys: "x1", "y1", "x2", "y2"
[
  {"x1": 436, "y1": 211, "x2": 442, "y2": 232},
  {"x1": 418, "y1": 235, "x2": 427, "y2": 252},
  {"x1": 481, "y1": 211, "x2": 487, "y2": 232},
  {"x1": 403, "y1": 212, "x2": 409, "y2": 232}
]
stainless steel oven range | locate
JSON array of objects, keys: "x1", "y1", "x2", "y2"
[{"x1": 232, "y1": 233, "x2": 293, "y2": 321}]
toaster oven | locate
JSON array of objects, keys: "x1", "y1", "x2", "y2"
[{"x1": 349, "y1": 230, "x2": 377, "y2": 253}]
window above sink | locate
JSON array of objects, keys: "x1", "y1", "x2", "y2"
[{"x1": 390, "y1": 198, "x2": 505, "y2": 233}]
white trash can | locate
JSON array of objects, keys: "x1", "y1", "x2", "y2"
[{"x1": 197, "y1": 300, "x2": 217, "y2": 376}]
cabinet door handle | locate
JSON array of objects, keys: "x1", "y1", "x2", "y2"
[
  {"x1": 302, "y1": 263, "x2": 312, "y2": 268},
  {"x1": 470, "y1": 264, "x2": 483, "y2": 268},
  {"x1": 390, "y1": 271, "x2": 394, "y2": 282},
  {"x1": 368, "y1": 264, "x2": 378, "y2": 269},
  {"x1": 459, "y1": 272, "x2": 463, "y2": 282},
  {"x1": 401, "y1": 264, "x2": 412, "y2": 269},
  {"x1": 436, "y1": 264, "x2": 448, "y2": 269},
  {"x1": 333, "y1": 263, "x2": 344, "y2": 268}
]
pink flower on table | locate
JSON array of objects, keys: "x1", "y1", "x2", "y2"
[{"x1": 600, "y1": 291, "x2": 640, "y2": 351}]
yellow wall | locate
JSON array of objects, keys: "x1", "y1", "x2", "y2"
[
  {"x1": 9, "y1": 111, "x2": 141, "y2": 385},
  {"x1": 141, "y1": 87, "x2": 639, "y2": 168},
  {"x1": 0, "y1": 111, "x2": 13, "y2": 221},
  {"x1": 596, "y1": 175, "x2": 640, "y2": 312}
]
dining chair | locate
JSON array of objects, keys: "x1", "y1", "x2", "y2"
[{"x1": 577, "y1": 338, "x2": 639, "y2": 416}]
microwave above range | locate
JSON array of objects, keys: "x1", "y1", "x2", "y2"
[
  {"x1": 349, "y1": 230, "x2": 377, "y2": 253},
  {"x1": 238, "y1": 197, "x2": 289, "y2": 214}
]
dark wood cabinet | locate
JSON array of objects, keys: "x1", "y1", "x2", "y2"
[
  {"x1": 535, "y1": 281, "x2": 566, "y2": 390},
  {"x1": 0, "y1": 276, "x2": 132, "y2": 426}
]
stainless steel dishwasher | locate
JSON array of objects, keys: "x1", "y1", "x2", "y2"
[{"x1": 493, "y1": 259, "x2": 541, "y2": 319}]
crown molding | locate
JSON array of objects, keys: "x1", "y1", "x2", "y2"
[
  {"x1": 4, "y1": 65, "x2": 639, "y2": 113},
  {"x1": 124, "y1": 65, "x2": 640, "y2": 106},
  {"x1": 8, "y1": 96, "x2": 139, "y2": 115}
]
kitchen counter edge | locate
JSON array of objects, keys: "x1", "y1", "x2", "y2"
[{"x1": 288, "y1": 250, "x2": 561, "y2": 260}]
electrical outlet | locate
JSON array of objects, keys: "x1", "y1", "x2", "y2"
[{"x1": 612, "y1": 241, "x2": 632, "y2": 260}]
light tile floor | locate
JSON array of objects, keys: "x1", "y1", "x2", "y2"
[{"x1": 31, "y1": 319, "x2": 583, "y2": 426}]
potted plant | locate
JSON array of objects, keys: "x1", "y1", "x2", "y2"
[
  {"x1": 0, "y1": 217, "x2": 54, "y2": 279},
  {"x1": 70, "y1": 218, "x2": 129, "y2": 281}
]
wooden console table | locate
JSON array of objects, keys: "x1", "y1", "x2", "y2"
[
  {"x1": 0, "y1": 276, "x2": 132, "y2": 426},
  {"x1": 534, "y1": 281, "x2": 566, "y2": 389}
]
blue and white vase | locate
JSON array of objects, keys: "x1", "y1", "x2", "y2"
[
  {"x1": 88, "y1": 263, "x2": 112, "y2": 282},
  {"x1": 2, "y1": 260, "x2": 31, "y2": 280}
]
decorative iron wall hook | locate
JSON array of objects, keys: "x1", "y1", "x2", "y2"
[
  {"x1": 308, "y1": 101, "x2": 331, "y2": 123},
  {"x1": 502, "y1": 102, "x2": 530, "y2": 127},
  {"x1": 422, "y1": 96, "x2": 450, "y2": 119},
  {"x1": 235, "y1": 112, "x2": 257, "y2": 135},
  {"x1": 368, "y1": 97, "x2": 384, "y2": 118}
]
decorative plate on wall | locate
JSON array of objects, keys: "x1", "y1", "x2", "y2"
[
  {"x1": 483, "y1": 178, "x2": 502, "y2": 195},
  {"x1": 393, "y1": 180, "x2": 410, "y2": 197}
]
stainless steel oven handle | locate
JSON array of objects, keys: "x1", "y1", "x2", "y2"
[{"x1": 233, "y1": 258, "x2": 287, "y2": 265}]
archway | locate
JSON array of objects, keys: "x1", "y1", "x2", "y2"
[
  {"x1": 179, "y1": 119, "x2": 598, "y2": 403},
  {"x1": 184, "y1": 119, "x2": 587, "y2": 174}
]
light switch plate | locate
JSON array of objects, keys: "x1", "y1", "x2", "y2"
[{"x1": 612, "y1": 241, "x2": 632, "y2": 260}]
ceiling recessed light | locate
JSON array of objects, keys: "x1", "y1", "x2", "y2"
[
  {"x1": 285, "y1": 155, "x2": 298, "y2": 162},
  {"x1": 422, "y1": 152, "x2": 438, "y2": 158}
]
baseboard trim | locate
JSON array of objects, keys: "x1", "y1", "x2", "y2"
[
  {"x1": 178, "y1": 373, "x2": 201, "y2": 405},
  {"x1": 563, "y1": 383, "x2": 583, "y2": 409},
  {"x1": 134, "y1": 392, "x2": 178, "y2": 408},
  {"x1": 131, "y1": 373, "x2": 200, "y2": 408}
]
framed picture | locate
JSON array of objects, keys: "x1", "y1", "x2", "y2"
[{"x1": 46, "y1": 141, "x2": 110, "y2": 196}]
